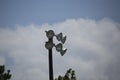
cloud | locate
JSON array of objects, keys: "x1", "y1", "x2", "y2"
[
  {"x1": 0, "y1": 18, "x2": 120, "y2": 80},
  {"x1": 0, "y1": 56, "x2": 5, "y2": 65}
]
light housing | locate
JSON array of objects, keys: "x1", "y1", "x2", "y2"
[
  {"x1": 61, "y1": 36, "x2": 66, "y2": 44},
  {"x1": 55, "y1": 33, "x2": 63, "y2": 41},
  {"x1": 55, "y1": 43, "x2": 63, "y2": 52},
  {"x1": 45, "y1": 30, "x2": 55, "y2": 39},
  {"x1": 60, "y1": 48, "x2": 67, "y2": 56},
  {"x1": 45, "y1": 41, "x2": 54, "y2": 50}
]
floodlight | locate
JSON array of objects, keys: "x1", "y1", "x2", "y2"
[
  {"x1": 45, "y1": 30, "x2": 67, "y2": 80},
  {"x1": 55, "y1": 33, "x2": 63, "y2": 41},
  {"x1": 45, "y1": 41, "x2": 54, "y2": 50},
  {"x1": 61, "y1": 36, "x2": 66, "y2": 44},
  {"x1": 45, "y1": 30, "x2": 55, "y2": 39},
  {"x1": 55, "y1": 43, "x2": 63, "y2": 52},
  {"x1": 60, "y1": 48, "x2": 67, "y2": 56}
]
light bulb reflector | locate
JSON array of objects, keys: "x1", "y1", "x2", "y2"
[
  {"x1": 60, "y1": 48, "x2": 67, "y2": 56},
  {"x1": 45, "y1": 30, "x2": 54, "y2": 39},
  {"x1": 55, "y1": 43, "x2": 63, "y2": 52},
  {"x1": 61, "y1": 36, "x2": 66, "y2": 44},
  {"x1": 45, "y1": 41, "x2": 54, "y2": 49},
  {"x1": 55, "y1": 33, "x2": 63, "y2": 41}
]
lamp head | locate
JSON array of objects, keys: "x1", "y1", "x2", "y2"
[
  {"x1": 45, "y1": 30, "x2": 55, "y2": 39},
  {"x1": 45, "y1": 41, "x2": 54, "y2": 50},
  {"x1": 61, "y1": 36, "x2": 67, "y2": 44},
  {"x1": 55, "y1": 33, "x2": 63, "y2": 41},
  {"x1": 60, "y1": 48, "x2": 67, "y2": 56},
  {"x1": 55, "y1": 43, "x2": 63, "y2": 52}
]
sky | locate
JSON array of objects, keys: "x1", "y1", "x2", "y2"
[
  {"x1": 0, "y1": 0, "x2": 120, "y2": 27},
  {"x1": 0, "y1": 0, "x2": 120, "y2": 80}
]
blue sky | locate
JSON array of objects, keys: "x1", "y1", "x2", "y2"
[
  {"x1": 0, "y1": 0, "x2": 120, "y2": 80},
  {"x1": 0, "y1": 0, "x2": 120, "y2": 27}
]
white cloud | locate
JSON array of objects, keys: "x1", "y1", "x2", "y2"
[
  {"x1": 0, "y1": 18, "x2": 120, "y2": 80},
  {"x1": 0, "y1": 56, "x2": 5, "y2": 65}
]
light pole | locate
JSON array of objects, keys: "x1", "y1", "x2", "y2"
[{"x1": 45, "y1": 30, "x2": 67, "y2": 80}]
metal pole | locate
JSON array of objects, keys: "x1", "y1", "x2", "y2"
[{"x1": 48, "y1": 38, "x2": 53, "y2": 80}]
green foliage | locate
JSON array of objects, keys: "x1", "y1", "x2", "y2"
[
  {"x1": 55, "y1": 68, "x2": 76, "y2": 80},
  {"x1": 0, "y1": 65, "x2": 12, "y2": 80}
]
